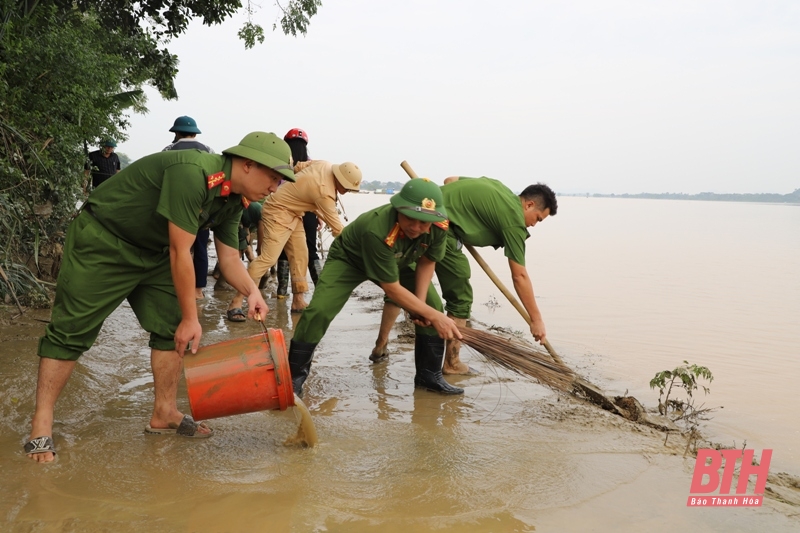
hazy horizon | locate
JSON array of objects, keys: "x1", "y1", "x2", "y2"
[{"x1": 115, "y1": 1, "x2": 799, "y2": 196}]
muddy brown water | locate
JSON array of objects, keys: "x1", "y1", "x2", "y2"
[{"x1": 1, "y1": 195, "x2": 798, "y2": 531}]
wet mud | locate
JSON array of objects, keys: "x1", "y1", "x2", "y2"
[{"x1": 1, "y1": 279, "x2": 799, "y2": 532}]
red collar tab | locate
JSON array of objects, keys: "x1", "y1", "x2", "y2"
[
  {"x1": 242, "y1": 197, "x2": 250, "y2": 208},
  {"x1": 433, "y1": 220, "x2": 449, "y2": 230},
  {"x1": 207, "y1": 172, "x2": 226, "y2": 189},
  {"x1": 219, "y1": 181, "x2": 232, "y2": 197},
  {"x1": 384, "y1": 223, "x2": 406, "y2": 247}
]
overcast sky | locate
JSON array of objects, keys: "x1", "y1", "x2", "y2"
[{"x1": 118, "y1": 0, "x2": 800, "y2": 195}]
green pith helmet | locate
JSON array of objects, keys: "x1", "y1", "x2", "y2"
[
  {"x1": 102, "y1": 139, "x2": 117, "y2": 147},
  {"x1": 390, "y1": 178, "x2": 447, "y2": 222},
  {"x1": 169, "y1": 116, "x2": 201, "y2": 134},
  {"x1": 332, "y1": 162, "x2": 362, "y2": 191},
  {"x1": 222, "y1": 132, "x2": 296, "y2": 182}
]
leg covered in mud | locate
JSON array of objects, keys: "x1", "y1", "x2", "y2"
[
  {"x1": 370, "y1": 302, "x2": 403, "y2": 363},
  {"x1": 443, "y1": 315, "x2": 478, "y2": 375}
]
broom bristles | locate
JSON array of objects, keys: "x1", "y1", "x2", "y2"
[{"x1": 457, "y1": 326, "x2": 575, "y2": 391}]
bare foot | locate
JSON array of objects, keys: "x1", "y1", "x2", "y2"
[
  {"x1": 148, "y1": 413, "x2": 213, "y2": 436},
  {"x1": 370, "y1": 341, "x2": 389, "y2": 363},
  {"x1": 443, "y1": 359, "x2": 476, "y2": 375},
  {"x1": 290, "y1": 296, "x2": 308, "y2": 313},
  {"x1": 195, "y1": 289, "x2": 205, "y2": 300}
]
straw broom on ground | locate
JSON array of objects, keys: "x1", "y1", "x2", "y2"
[{"x1": 457, "y1": 326, "x2": 575, "y2": 392}]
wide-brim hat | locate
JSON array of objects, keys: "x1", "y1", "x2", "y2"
[
  {"x1": 169, "y1": 115, "x2": 201, "y2": 134},
  {"x1": 390, "y1": 178, "x2": 447, "y2": 223},
  {"x1": 332, "y1": 162, "x2": 362, "y2": 192},
  {"x1": 222, "y1": 132, "x2": 296, "y2": 182}
]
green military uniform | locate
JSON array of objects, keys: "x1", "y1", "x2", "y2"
[
  {"x1": 238, "y1": 201, "x2": 263, "y2": 251},
  {"x1": 293, "y1": 203, "x2": 448, "y2": 344},
  {"x1": 290, "y1": 178, "x2": 463, "y2": 397},
  {"x1": 39, "y1": 150, "x2": 247, "y2": 360},
  {"x1": 435, "y1": 177, "x2": 529, "y2": 318}
]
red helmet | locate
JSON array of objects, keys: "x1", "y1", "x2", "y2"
[{"x1": 284, "y1": 128, "x2": 309, "y2": 144}]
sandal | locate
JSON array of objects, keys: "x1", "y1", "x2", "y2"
[
  {"x1": 145, "y1": 415, "x2": 214, "y2": 438},
  {"x1": 226, "y1": 308, "x2": 246, "y2": 322},
  {"x1": 24, "y1": 436, "x2": 56, "y2": 456}
]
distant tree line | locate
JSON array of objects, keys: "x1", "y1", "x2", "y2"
[
  {"x1": 585, "y1": 188, "x2": 800, "y2": 204},
  {"x1": 360, "y1": 180, "x2": 405, "y2": 192}
]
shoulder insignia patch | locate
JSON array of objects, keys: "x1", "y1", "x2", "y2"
[
  {"x1": 207, "y1": 171, "x2": 226, "y2": 189},
  {"x1": 433, "y1": 219, "x2": 450, "y2": 231},
  {"x1": 384, "y1": 222, "x2": 406, "y2": 247}
]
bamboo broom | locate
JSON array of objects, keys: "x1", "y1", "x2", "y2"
[{"x1": 457, "y1": 325, "x2": 575, "y2": 391}]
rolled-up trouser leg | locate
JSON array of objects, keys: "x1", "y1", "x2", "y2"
[{"x1": 413, "y1": 334, "x2": 464, "y2": 395}]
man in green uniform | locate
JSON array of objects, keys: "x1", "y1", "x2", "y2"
[
  {"x1": 24, "y1": 132, "x2": 295, "y2": 463},
  {"x1": 289, "y1": 179, "x2": 462, "y2": 397},
  {"x1": 370, "y1": 178, "x2": 558, "y2": 375}
]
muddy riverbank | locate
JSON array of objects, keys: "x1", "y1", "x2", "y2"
[{"x1": 1, "y1": 278, "x2": 799, "y2": 532}]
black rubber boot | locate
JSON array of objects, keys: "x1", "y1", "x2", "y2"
[
  {"x1": 288, "y1": 340, "x2": 318, "y2": 398},
  {"x1": 309, "y1": 259, "x2": 322, "y2": 286},
  {"x1": 276, "y1": 259, "x2": 290, "y2": 299},
  {"x1": 413, "y1": 334, "x2": 464, "y2": 395}
]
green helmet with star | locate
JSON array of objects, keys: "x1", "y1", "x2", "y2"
[
  {"x1": 390, "y1": 178, "x2": 447, "y2": 222},
  {"x1": 222, "y1": 131, "x2": 296, "y2": 182}
]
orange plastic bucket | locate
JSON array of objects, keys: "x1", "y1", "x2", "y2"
[{"x1": 183, "y1": 329, "x2": 295, "y2": 420}]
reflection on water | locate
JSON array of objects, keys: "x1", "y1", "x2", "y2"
[{"x1": 1, "y1": 195, "x2": 798, "y2": 531}]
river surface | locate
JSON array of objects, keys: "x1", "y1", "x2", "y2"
[{"x1": 1, "y1": 193, "x2": 798, "y2": 532}]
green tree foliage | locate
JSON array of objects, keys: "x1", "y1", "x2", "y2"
[{"x1": 0, "y1": 0, "x2": 322, "y2": 307}]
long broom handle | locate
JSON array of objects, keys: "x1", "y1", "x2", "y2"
[{"x1": 398, "y1": 160, "x2": 565, "y2": 366}]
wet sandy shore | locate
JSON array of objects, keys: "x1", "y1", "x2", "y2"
[{"x1": 1, "y1": 280, "x2": 798, "y2": 532}]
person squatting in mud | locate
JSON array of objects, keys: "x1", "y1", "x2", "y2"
[
  {"x1": 288, "y1": 178, "x2": 463, "y2": 398},
  {"x1": 369, "y1": 178, "x2": 558, "y2": 375},
  {"x1": 24, "y1": 132, "x2": 295, "y2": 463}
]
